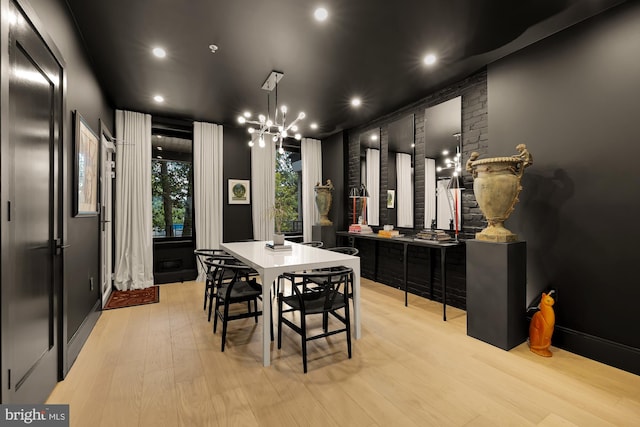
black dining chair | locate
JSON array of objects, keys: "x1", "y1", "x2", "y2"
[
  {"x1": 277, "y1": 267, "x2": 353, "y2": 373},
  {"x1": 308, "y1": 246, "x2": 359, "y2": 298},
  {"x1": 194, "y1": 248, "x2": 229, "y2": 321},
  {"x1": 205, "y1": 257, "x2": 273, "y2": 352},
  {"x1": 300, "y1": 241, "x2": 324, "y2": 248},
  {"x1": 324, "y1": 246, "x2": 359, "y2": 256},
  {"x1": 273, "y1": 240, "x2": 325, "y2": 297}
]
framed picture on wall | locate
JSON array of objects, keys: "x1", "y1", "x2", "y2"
[
  {"x1": 74, "y1": 111, "x2": 100, "y2": 216},
  {"x1": 228, "y1": 179, "x2": 250, "y2": 204},
  {"x1": 387, "y1": 190, "x2": 395, "y2": 209}
]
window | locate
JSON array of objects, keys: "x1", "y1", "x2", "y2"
[
  {"x1": 152, "y1": 133, "x2": 193, "y2": 238},
  {"x1": 275, "y1": 143, "x2": 302, "y2": 234}
]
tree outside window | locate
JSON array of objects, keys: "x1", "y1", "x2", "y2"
[
  {"x1": 151, "y1": 134, "x2": 193, "y2": 238},
  {"x1": 275, "y1": 148, "x2": 301, "y2": 233}
]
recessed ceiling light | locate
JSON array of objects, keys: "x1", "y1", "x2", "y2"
[
  {"x1": 157, "y1": 146, "x2": 163, "y2": 150},
  {"x1": 351, "y1": 97, "x2": 362, "y2": 107},
  {"x1": 314, "y1": 7, "x2": 328, "y2": 22},
  {"x1": 423, "y1": 53, "x2": 437, "y2": 66},
  {"x1": 310, "y1": 122, "x2": 318, "y2": 130},
  {"x1": 153, "y1": 95, "x2": 164, "y2": 103},
  {"x1": 152, "y1": 47, "x2": 166, "y2": 58},
  {"x1": 157, "y1": 135, "x2": 163, "y2": 139},
  {"x1": 370, "y1": 134, "x2": 378, "y2": 141}
]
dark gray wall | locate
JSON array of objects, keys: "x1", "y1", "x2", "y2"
[
  {"x1": 222, "y1": 129, "x2": 344, "y2": 242},
  {"x1": 488, "y1": 2, "x2": 639, "y2": 372},
  {"x1": 343, "y1": 0, "x2": 639, "y2": 374},
  {"x1": 344, "y1": 72, "x2": 487, "y2": 309},
  {"x1": 223, "y1": 126, "x2": 253, "y2": 242},
  {"x1": 27, "y1": 0, "x2": 113, "y2": 373},
  {"x1": 348, "y1": 71, "x2": 488, "y2": 236}
]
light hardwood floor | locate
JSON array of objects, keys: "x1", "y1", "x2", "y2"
[{"x1": 47, "y1": 279, "x2": 640, "y2": 426}]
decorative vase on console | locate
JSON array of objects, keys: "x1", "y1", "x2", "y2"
[
  {"x1": 466, "y1": 144, "x2": 533, "y2": 242},
  {"x1": 314, "y1": 179, "x2": 334, "y2": 226}
]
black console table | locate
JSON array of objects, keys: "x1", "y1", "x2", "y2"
[{"x1": 336, "y1": 231, "x2": 464, "y2": 321}]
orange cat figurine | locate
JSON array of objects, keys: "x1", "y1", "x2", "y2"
[{"x1": 529, "y1": 292, "x2": 555, "y2": 357}]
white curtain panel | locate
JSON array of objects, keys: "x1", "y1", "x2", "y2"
[
  {"x1": 193, "y1": 121, "x2": 223, "y2": 281},
  {"x1": 301, "y1": 138, "x2": 322, "y2": 242},
  {"x1": 396, "y1": 152, "x2": 413, "y2": 227},
  {"x1": 437, "y1": 178, "x2": 452, "y2": 229},
  {"x1": 425, "y1": 158, "x2": 437, "y2": 228},
  {"x1": 114, "y1": 110, "x2": 154, "y2": 290},
  {"x1": 365, "y1": 148, "x2": 380, "y2": 225},
  {"x1": 251, "y1": 135, "x2": 276, "y2": 240},
  {"x1": 436, "y1": 178, "x2": 462, "y2": 231}
]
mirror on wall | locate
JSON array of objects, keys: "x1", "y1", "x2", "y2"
[
  {"x1": 359, "y1": 128, "x2": 380, "y2": 226},
  {"x1": 424, "y1": 96, "x2": 462, "y2": 232},
  {"x1": 387, "y1": 114, "x2": 415, "y2": 228}
]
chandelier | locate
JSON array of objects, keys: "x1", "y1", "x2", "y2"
[
  {"x1": 436, "y1": 133, "x2": 462, "y2": 177},
  {"x1": 237, "y1": 70, "x2": 306, "y2": 153}
]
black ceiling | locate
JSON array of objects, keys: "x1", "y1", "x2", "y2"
[{"x1": 65, "y1": 0, "x2": 626, "y2": 139}]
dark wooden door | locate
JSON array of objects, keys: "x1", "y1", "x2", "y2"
[{"x1": 3, "y1": 0, "x2": 63, "y2": 403}]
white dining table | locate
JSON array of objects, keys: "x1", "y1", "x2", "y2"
[{"x1": 220, "y1": 240, "x2": 361, "y2": 366}]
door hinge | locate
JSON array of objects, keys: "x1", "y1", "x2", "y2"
[
  {"x1": 55, "y1": 238, "x2": 71, "y2": 255},
  {"x1": 7, "y1": 369, "x2": 11, "y2": 389}
]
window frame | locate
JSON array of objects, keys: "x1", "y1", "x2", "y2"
[
  {"x1": 151, "y1": 121, "x2": 195, "y2": 242},
  {"x1": 276, "y1": 140, "x2": 303, "y2": 237}
]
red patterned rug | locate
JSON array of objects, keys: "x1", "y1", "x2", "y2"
[{"x1": 103, "y1": 286, "x2": 160, "y2": 310}]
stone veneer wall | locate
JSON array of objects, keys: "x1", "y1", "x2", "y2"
[{"x1": 345, "y1": 69, "x2": 489, "y2": 309}]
